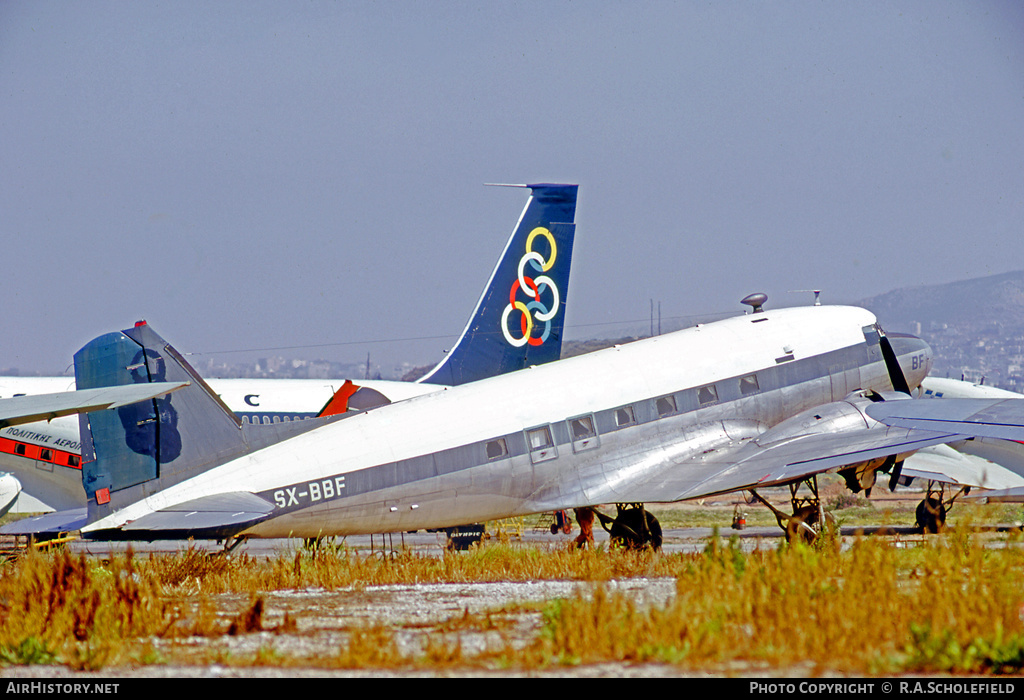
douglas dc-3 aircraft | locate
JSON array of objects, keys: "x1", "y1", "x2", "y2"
[
  {"x1": 0, "y1": 184, "x2": 578, "y2": 513},
  {"x1": 0, "y1": 381, "x2": 188, "y2": 516},
  {"x1": 6, "y1": 290, "x2": 992, "y2": 546}
]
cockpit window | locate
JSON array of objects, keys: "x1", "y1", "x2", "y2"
[{"x1": 862, "y1": 325, "x2": 881, "y2": 345}]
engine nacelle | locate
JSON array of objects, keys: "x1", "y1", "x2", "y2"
[{"x1": 754, "y1": 390, "x2": 914, "y2": 493}]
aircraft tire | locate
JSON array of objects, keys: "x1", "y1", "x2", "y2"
[
  {"x1": 609, "y1": 507, "x2": 663, "y2": 550},
  {"x1": 916, "y1": 497, "x2": 946, "y2": 534},
  {"x1": 784, "y1": 506, "x2": 836, "y2": 545}
]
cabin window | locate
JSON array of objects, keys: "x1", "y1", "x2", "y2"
[
  {"x1": 697, "y1": 384, "x2": 718, "y2": 406},
  {"x1": 568, "y1": 414, "x2": 599, "y2": 453},
  {"x1": 656, "y1": 395, "x2": 677, "y2": 417},
  {"x1": 68, "y1": 455, "x2": 80, "y2": 467},
  {"x1": 527, "y1": 426, "x2": 553, "y2": 450},
  {"x1": 615, "y1": 406, "x2": 636, "y2": 427},
  {"x1": 486, "y1": 438, "x2": 508, "y2": 460},
  {"x1": 739, "y1": 374, "x2": 760, "y2": 395},
  {"x1": 40, "y1": 449, "x2": 53, "y2": 462},
  {"x1": 14, "y1": 444, "x2": 25, "y2": 456},
  {"x1": 526, "y1": 425, "x2": 557, "y2": 463},
  {"x1": 570, "y1": 416, "x2": 596, "y2": 440}
]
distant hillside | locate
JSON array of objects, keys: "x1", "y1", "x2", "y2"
[
  {"x1": 857, "y1": 270, "x2": 1024, "y2": 334},
  {"x1": 857, "y1": 270, "x2": 1024, "y2": 390}
]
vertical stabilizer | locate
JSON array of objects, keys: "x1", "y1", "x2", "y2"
[
  {"x1": 418, "y1": 183, "x2": 578, "y2": 386},
  {"x1": 74, "y1": 322, "x2": 321, "y2": 523}
]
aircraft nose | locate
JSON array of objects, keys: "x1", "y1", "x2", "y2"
[{"x1": 887, "y1": 333, "x2": 933, "y2": 391}]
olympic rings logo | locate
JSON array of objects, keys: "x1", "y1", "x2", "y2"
[{"x1": 500, "y1": 226, "x2": 560, "y2": 347}]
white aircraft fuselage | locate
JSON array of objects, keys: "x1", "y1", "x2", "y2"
[
  {"x1": 0, "y1": 377, "x2": 441, "y2": 512},
  {"x1": 82, "y1": 305, "x2": 933, "y2": 539}
]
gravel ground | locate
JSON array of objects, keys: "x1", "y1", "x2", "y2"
[{"x1": 0, "y1": 577, "x2": 705, "y2": 678}]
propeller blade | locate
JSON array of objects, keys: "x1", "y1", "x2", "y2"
[
  {"x1": 879, "y1": 335, "x2": 911, "y2": 395},
  {"x1": 888, "y1": 458, "x2": 904, "y2": 492}
]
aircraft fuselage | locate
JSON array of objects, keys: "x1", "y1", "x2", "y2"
[{"x1": 83, "y1": 305, "x2": 932, "y2": 538}]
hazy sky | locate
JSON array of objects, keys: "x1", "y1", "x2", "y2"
[{"x1": 3, "y1": 1, "x2": 1022, "y2": 376}]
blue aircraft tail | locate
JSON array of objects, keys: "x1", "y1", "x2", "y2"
[
  {"x1": 74, "y1": 321, "x2": 325, "y2": 531},
  {"x1": 417, "y1": 183, "x2": 578, "y2": 386}
]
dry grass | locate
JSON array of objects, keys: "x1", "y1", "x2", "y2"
[
  {"x1": 134, "y1": 540, "x2": 676, "y2": 594},
  {"x1": 0, "y1": 548, "x2": 169, "y2": 669},
  {"x1": 512, "y1": 533, "x2": 1024, "y2": 674},
  {"x1": 2, "y1": 529, "x2": 1024, "y2": 674}
]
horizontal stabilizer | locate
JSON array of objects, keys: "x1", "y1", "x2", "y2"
[
  {"x1": 0, "y1": 508, "x2": 89, "y2": 536},
  {"x1": 0, "y1": 381, "x2": 189, "y2": 429},
  {"x1": 110, "y1": 491, "x2": 275, "y2": 539}
]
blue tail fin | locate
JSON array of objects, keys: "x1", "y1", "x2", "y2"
[
  {"x1": 418, "y1": 183, "x2": 578, "y2": 386},
  {"x1": 74, "y1": 322, "x2": 321, "y2": 522}
]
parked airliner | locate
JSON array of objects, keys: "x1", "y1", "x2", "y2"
[{"x1": 7, "y1": 295, "x2": 979, "y2": 547}]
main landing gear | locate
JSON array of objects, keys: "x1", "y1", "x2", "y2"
[
  {"x1": 582, "y1": 503, "x2": 663, "y2": 550},
  {"x1": 750, "y1": 476, "x2": 836, "y2": 544},
  {"x1": 211, "y1": 535, "x2": 248, "y2": 556},
  {"x1": 915, "y1": 481, "x2": 968, "y2": 534}
]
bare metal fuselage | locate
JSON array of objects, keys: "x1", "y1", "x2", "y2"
[{"x1": 84, "y1": 305, "x2": 932, "y2": 539}]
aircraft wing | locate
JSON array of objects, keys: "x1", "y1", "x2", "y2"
[
  {"x1": 865, "y1": 398, "x2": 1024, "y2": 441},
  {"x1": 678, "y1": 427, "x2": 964, "y2": 500},
  {"x1": 0, "y1": 381, "x2": 189, "y2": 429},
  {"x1": 899, "y1": 444, "x2": 1024, "y2": 490},
  {"x1": 968, "y1": 486, "x2": 1024, "y2": 503},
  {"x1": 570, "y1": 423, "x2": 964, "y2": 507},
  {"x1": 864, "y1": 398, "x2": 1024, "y2": 499}
]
